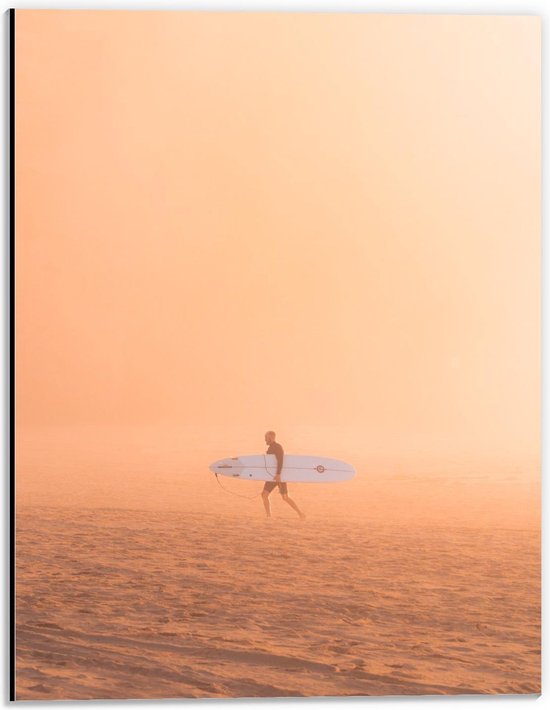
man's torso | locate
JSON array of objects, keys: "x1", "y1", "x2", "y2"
[{"x1": 266, "y1": 441, "x2": 284, "y2": 458}]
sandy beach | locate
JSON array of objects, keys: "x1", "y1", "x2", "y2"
[{"x1": 16, "y1": 504, "x2": 540, "y2": 700}]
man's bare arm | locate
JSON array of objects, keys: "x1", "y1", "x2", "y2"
[{"x1": 275, "y1": 447, "x2": 284, "y2": 479}]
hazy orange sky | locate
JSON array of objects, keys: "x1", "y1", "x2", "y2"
[{"x1": 16, "y1": 12, "x2": 540, "y2": 474}]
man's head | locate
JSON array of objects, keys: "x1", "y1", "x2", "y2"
[{"x1": 265, "y1": 431, "x2": 276, "y2": 445}]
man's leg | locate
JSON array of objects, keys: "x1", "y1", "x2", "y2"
[
  {"x1": 262, "y1": 490, "x2": 271, "y2": 517},
  {"x1": 262, "y1": 482, "x2": 276, "y2": 517},
  {"x1": 281, "y1": 490, "x2": 306, "y2": 519}
]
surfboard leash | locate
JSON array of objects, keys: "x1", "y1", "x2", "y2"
[{"x1": 214, "y1": 473, "x2": 262, "y2": 500}]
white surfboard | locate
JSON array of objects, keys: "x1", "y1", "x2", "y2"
[{"x1": 209, "y1": 454, "x2": 355, "y2": 483}]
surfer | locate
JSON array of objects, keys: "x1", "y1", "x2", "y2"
[{"x1": 262, "y1": 431, "x2": 305, "y2": 519}]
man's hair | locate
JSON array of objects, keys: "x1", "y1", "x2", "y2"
[{"x1": 266, "y1": 430, "x2": 276, "y2": 437}]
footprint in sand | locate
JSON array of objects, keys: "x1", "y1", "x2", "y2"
[{"x1": 29, "y1": 684, "x2": 51, "y2": 694}]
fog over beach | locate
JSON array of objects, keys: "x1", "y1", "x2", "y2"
[
  {"x1": 17, "y1": 424, "x2": 539, "y2": 529},
  {"x1": 15, "y1": 425, "x2": 540, "y2": 699}
]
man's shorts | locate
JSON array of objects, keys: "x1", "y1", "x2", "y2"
[{"x1": 263, "y1": 480, "x2": 288, "y2": 495}]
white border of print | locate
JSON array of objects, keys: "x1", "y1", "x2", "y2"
[{"x1": 2, "y1": 1, "x2": 546, "y2": 708}]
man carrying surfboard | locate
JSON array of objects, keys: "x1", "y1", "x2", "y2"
[{"x1": 262, "y1": 431, "x2": 305, "y2": 519}]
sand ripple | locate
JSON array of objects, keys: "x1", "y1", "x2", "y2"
[{"x1": 16, "y1": 507, "x2": 540, "y2": 699}]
